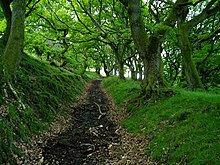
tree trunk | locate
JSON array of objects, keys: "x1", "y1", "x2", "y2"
[
  {"x1": 95, "y1": 66, "x2": 100, "y2": 75},
  {"x1": 3, "y1": 0, "x2": 26, "y2": 82},
  {"x1": 131, "y1": 68, "x2": 137, "y2": 80},
  {"x1": 114, "y1": 47, "x2": 125, "y2": 79},
  {"x1": 127, "y1": 0, "x2": 164, "y2": 95},
  {"x1": 103, "y1": 62, "x2": 110, "y2": 77},
  {"x1": 117, "y1": 59, "x2": 124, "y2": 79},
  {"x1": 177, "y1": 25, "x2": 203, "y2": 88},
  {"x1": 0, "y1": 0, "x2": 12, "y2": 45},
  {"x1": 174, "y1": 0, "x2": 204, "y2": 89},
  {"x1": 141, "y1": 49, "x2": 159, "y2": 95}
]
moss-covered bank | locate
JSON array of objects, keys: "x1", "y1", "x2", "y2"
[
  {"x1": 0, "y1": 53, "x2": 86, "y2": 164},
  {"x1": 103, "y1": 76, "x2": 220, "y2": 165}
]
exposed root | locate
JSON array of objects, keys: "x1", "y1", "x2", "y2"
[
  {"x1": 3, "y1": 81, "x2": 26, "y2": 110},
  {"x1": 8, "y1": 82, "x2": 26, "y2": 110},
  {"x1": 94, "y1": 102, "x2": 106, "y2": 119},
  {"x1": 3, "y1": 83, "x2": 8, "y2": 98}
]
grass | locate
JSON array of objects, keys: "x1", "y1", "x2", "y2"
[
  {"x1": 103, "y1": 76, "x2": 220, "y2": 165},
  {"x1": 0, "y1": 53, "x2": 86, "y2": 164},
  {"x1": 102, "y1": 76, "x2": 140, "y2": 107},
  {"x1": 85, "y1": 71, "x2": 102, "y2": 80}
]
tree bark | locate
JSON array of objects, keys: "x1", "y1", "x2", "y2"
[
  {"x1": 127, "y1": 0, "x2": 165, "y2": 95},
  {"x1": 117, "y1": 59, "x2": 125, "y2": 79},
  {"x1": 103, "y1": 61, "x2": 110, "y2": 77},
  {"x1": 0, "y1": 0, "x2": 13, "y2": 45},
  {"x1": 3, "y1": 0, "x2": 26, "y2": 81},
  {"x1": 175, "y1": 0, "x2": 204, "y2": 89},
  {"x1": 177, "y1": 24, "x2": 203, "y2": 88}
]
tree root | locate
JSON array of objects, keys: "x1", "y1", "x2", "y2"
[
  {"x1": 94, "y1": 102, "x2": 106, "y2": 119},
  {"x1": 3, "y1": 81, "x2": 26, "y2": 110},
  {"x1": 126, "y1": 88, "x2": 176, "y2": 110}
]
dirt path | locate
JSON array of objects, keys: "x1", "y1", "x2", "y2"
[{"x1": 42, "y1": 80, "x2": 150, "y2": 164}]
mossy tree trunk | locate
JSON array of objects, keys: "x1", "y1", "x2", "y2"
[
  {"x1": 177, "y1": 24, "x2": 203, "y2": 88},
  {"x1": 175, "y1": 0, "x2": 220, "y2": 89},
  {"x1": 123, "y1": 0, "x2": 168, "y2": 96},
  {"x1": 3, "y1": 0, "x2": 26, "y2": 82},
  {"x1": 0, "y1": 0, "x2": 13, "y2": 46},
  {"x1": 141, "y1": 36, "x2": 162, "y2": 94}
]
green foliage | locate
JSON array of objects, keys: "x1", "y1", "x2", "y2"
[
  {"x1": 22, "y1": 0, "x2": 220, "y2": 88},
  {"x1": 0, "y1": 53, "x2": 85, "y2": 163},
  {"x1": 0, "y1": 8, "x2": 6, "y2": 34},
  {"x1": 103, "y1": 77, "x2": 220, "y2": 164}
]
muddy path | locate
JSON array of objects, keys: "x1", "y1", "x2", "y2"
[{"x1": 42, "y1": 80, "x2": 150, "y2": 164}]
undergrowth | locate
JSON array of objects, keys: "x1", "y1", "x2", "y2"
[
  {"x1": 103, "y1": 76, "x2": 220, "y2": 165},
  {"x1": 0, "y1": 53, "x2": 86, "y2": 164}
]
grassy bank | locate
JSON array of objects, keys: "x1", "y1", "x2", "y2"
[
  {"x1": 0, "y1": 53, "x2": 87, "y2": 163},
  {"x1": 103, "y1": 76, "x2": 220, "y2": 164}
]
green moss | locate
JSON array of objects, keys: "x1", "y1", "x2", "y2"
[
  {"x1": 103, "y1": 77, "x2": 220, "y2": 164},
  {"x1": 154, "y1": 23, "x2": 171, "y2": 36},
  {"x1": 15, "y1": 54, "x2": 85, "y2": 120}
]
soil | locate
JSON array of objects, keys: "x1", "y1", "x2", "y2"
[{"x1": 41, "y1": 80, "x2": 152, "y2": 165}]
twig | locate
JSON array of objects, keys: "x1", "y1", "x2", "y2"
[
  {"x1": 80, "y1": 143, "x2": 95, "y2": 153},
  {"x1": 94, "y1": 102, "x2": 106, "y2": 119},
  {"x1": 89, "y1": 127, "x2": 99, "y2": 137}
]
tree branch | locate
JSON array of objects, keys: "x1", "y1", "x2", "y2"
[
  {"x1": 194, "y1": 27, "x2": 220, "y2": 44},
  {"x1": 76, "y1": 0, "x2": 106, "y2": 35},
  {"x1": 187, "y1": 0, "x2": 220, "y2": 30},
  {"x1": 67, "y1": 0, "x2": 93, "y2": 33},
  {"x1": 26, "y1": 0, "x2": 41, "y2": 17},
  {"x1": 37, "y1": 14, "x2": 67, "y2": 32}
]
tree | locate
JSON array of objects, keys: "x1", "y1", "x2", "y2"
[
  {"x1": 175, "y1": 0, "x2": 220, "y2": 89},
  {"x1": 1, "y1": 0, "x2": 26, "y2": 82},
  {"x1": 68, "y1": 0, "x2": 133, "y2": 79},
  {"x1": 0, "y1": 0, "x2": 26, "y2": 110},
  {"x1": 194, "y1": 13, "x2": 220, "y2": 87},
  {"x1": 120, "y1": 0, "x2": 182, "y2": 97},
  {"x1": 0, "y1": 0, "x2": 12, "y2": 46}
]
